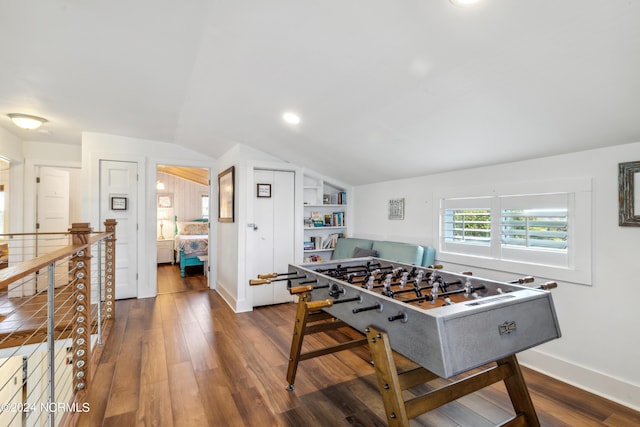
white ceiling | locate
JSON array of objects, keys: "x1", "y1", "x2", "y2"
[{"x1": 1, "y1": 0, "x2": 639, "y2": 185}]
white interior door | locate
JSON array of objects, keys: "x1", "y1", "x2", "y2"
[
  {"x1": 0, "y1": 356, "x2": 23, "y2": 427},
  {"x1": 37, "y1": 167, "x2": 70, "y2": 234},
  {"x1": 35, "y1": 167, "x2": 70, "y2": 292},
  {"x1": 100, "y1": 160, "x2": 138, "y2": 299},
  {"x1": 249, "y1": 170, "x2": 295, "y2": 306}
]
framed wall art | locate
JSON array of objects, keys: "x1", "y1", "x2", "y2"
[
  {"x1": 111, "y1": 196, "x2": 128, "y2": 211},
  {"x1": 157, "y1": 193, "x2": 173, "y2": 208},
  {"x1": 389, "y1": 198, "x2": 405, "y2": 220},
  {"x1": 619, "y1": 160, "x2": 640, "y2": 226},
  {"x1": 218, "y1": 166, "x2": 235, "y2": 222},
  {"x1": 257, "y1": 183, "x2": 271, "y2": 198}
]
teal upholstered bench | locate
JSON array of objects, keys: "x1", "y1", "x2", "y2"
[
  {"x1": 332, "y1": 237, "x2": 435, "y2": 267},
  {"x1": 332, "y1": 238, "x2": 374, "y2": 260},
  {"x1": 372, "y1": 241, "x2": 423, "y2": 266}
]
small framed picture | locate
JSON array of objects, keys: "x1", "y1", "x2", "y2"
[
  {"x1": 388, "y1": 198, "x2": 405, "y2": 220},
  {"x1": 157, "y1": 193, "x2": 173, "y2": 208},
  {"x1": 111, "y1": 196, "x2": 128, "y2": 211},
  {"x1": 257, "y1": 183, "x2": 271, "y2": 198}
]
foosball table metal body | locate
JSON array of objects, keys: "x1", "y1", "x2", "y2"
[
  {"x1": 290, "y1": 257, "x2": 560, "y2": 379},
  {"x1": 277, "y1": 257, "x2": 561, "y2": 426}
]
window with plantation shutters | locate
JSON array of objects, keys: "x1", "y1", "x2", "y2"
[
  {"x1": 444, "y1": 209, "x2": 491, "y2": 245},
  {"x1": 501, "y1": 208, "x2": 568, "y2": 250},
  {"x1": 441, "y1": 197, "x2": 493, "y2": 258},
  {"x1": 498, "y1": 193, "x2": 570, "y2": 267},
  {"x1": 437, "y1": 180, "x2": 591, "y2": 285}
]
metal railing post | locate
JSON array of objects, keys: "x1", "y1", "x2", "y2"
[
  {"x1": 69, "y1": 223, "x2": 93, "y2": 395},
  {"x1": 47, "y1": 262, "x2": 56, "y2": 427},
  {"x1": 96, "y1": 242, "x2": 103, "y2": 345},
  {"x1": 103, "y1": 219, "x2": 117, "y2": 320}
]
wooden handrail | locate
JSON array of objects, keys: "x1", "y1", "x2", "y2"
[
  {"x1": 0, "y1": 220, "x2": 118, "y2": 427},
  {"x1": 0, "y1": 233, "x2": 111, "y2": 290},
  {"x1": 0, "y1": 231, "x2": 74, "y2": 237}
]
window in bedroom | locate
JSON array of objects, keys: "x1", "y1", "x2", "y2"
[
  {"x1": 0, "y1": 184, "x2": 4, "y2": 235},
  {"x1": 201, "y1": 194, "x2": 209, "y2": 220}
]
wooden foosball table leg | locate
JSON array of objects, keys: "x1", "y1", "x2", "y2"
[
  {"x1": 285, "y1": 285, "x2": 368, "y2": 391},
  {"x1": 285, "y1": 290, "x2": 314, "y2": 391},
  {"x1": 365, "y1": 326, "x2": 541, "y2": 427},
  {"x1": 498, "y1": 355, "x2": 541, "y2": 426},
  {"x1": 365, "y1": 327, "x2": 410, "y2": 426}
]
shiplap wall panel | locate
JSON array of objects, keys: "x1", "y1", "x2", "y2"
[{"x1": 157, "y1": 171, "x2": 209, "y2": 238}]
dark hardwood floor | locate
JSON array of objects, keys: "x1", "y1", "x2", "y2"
[
  {"x1": 76, "y1": 285, "x2": 640, "y2": 426},
  {"x1": 157, "y1": 263, "x2": 208, "y2": 294}
]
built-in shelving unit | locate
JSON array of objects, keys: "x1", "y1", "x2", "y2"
[{"x1": 303, "y1": 174, "x2": 349, "y2": 263}]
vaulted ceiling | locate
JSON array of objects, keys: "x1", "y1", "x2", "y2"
[
  {"x1": 1, "y1": 1, "x2": 639, "y2": 185},
  {"x1": 158, "y1": 165, "x2": 208, "y2": 186}
]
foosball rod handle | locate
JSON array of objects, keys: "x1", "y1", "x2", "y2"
[
  {"x1": 258, "y1": 271, "x2": 301, "y2": 279},
  {"x1": 249, "y1": 278, "x2": 271, "y2": 285},
  {"x1": 538, "y1": 281, "x2": 558, "y2": 290},
  {"x1": 257, "y1": 272, "x2": 279, "y2": 279},
  {"x1": 507, "y1": 276, "x2": 535, "y2": 284},
  {"x1": 307, "y1": 299, "x2": 334, "y2": 310},
  {"x1": 289, "y1": 285, "x2": 315, "y2": 295}
]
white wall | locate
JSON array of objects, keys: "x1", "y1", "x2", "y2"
[
  {"x1": 0, "y1": 127, "x2": 24, "y2": 234},
  {"x1": 0, "y1": 127, "x2": 22, "y2": 161},
  {"x1": 81, "y1": 132, "x2": 215, "y2": 299},
  {"x1": 214, "y1": 144, "x2": 286, "y2": 312},
  {"x1": 353, "y1": 141, "x2": 640, "y2": 410},
  {"x1": 214, "y1": 146, "x2": 242, "y2": 310}
]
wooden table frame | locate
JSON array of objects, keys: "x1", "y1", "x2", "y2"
[{"x1": 285, "y1": 286, "x2": 541, "y2": 426}]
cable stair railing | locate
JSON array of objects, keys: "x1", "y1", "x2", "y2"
[{"x1": 0, "y1": 220, "x2": 117, "y2": 427}]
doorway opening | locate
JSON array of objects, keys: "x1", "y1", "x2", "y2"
[
  {"x1": 156, "y1": 165, "x2": 210, "y2": 295},
  {"x1": 0, "y1": 158, "x2": 10, "y2": 272}
]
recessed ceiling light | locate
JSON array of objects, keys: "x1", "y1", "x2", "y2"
[
  {"x1": 450, "y1": 0, "x2": 482, "y2": 7},
  {"x1": 7, "y1": 113, "x2": 48, "y2": 130},
  {"x1": 282, "y1": 112, "x2": 301, "y2": 125}
]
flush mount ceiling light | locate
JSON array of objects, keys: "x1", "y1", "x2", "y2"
[
  {"x1": 7, "y1": 113, "x2": 48, "y2": 130},
  {"x1": 282, "y1": 112, "x2": 301, "y2": 125},
  {"x1": 449, "y1": 0, "x2": 482, "y2": 6}
]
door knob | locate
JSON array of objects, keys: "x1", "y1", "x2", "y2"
[{"x1": 247, "y1": 223, "x2": 258, "y2": 231}]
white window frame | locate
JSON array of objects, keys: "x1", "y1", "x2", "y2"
[
  {"x1": 201, "y1": 194, "x2": 209, "y2": 220},
  {"x1": 442, "y1": 197, "x2": 493, "y2": 258},
  {"x1": 499, "y1": 193, "x2": 570, "y2": 267},
  {"x1": 435, "y1": 178, "x2": 592, "y2": 285}
]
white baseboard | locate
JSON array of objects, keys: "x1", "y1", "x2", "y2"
[
  {"x1": 215, "y1": 281, "x2": 253, "y2": 313},
  {"x1": 519, "y1": 348, "x2": 640, "y2": 411}
]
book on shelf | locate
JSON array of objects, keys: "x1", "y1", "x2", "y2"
[
  {"x1": 311, "y1": 236, "x2": 322, "y2": 250},
  {"x1": 322, "y1": 233, "x2": 342, "y2": 249},
  {"x1": 328, "y1": 191, "x2": 347, "y2": 205},
  {"x1": 304, "y1": 240, "x2": 314, "y2": 251},
  {"x1": 322, "y1": 212, "x2": 345, "y2": 227},
  {"x1": 338, "y1": 191, "x2": 346, "y2": 205}
]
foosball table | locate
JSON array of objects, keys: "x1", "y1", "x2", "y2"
[{"x1": 251, "y1": 257, "x2": 561, "y2": 426}]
